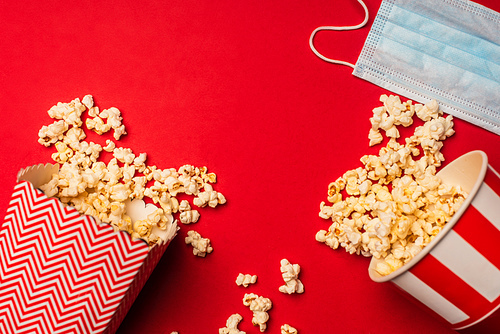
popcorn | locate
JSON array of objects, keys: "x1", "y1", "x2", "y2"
[
  {"x1": 100, "y1": 107, "x2": 123, "y2": 129},
  {"x1": 159, "y1": 193, "x2": 179, "y2": 214},
  {"x1": 63, "y1": 127, "x2": 86, "y2": 150},
  {"x1": 315, "y1": 225, "x2": 340, "y2": 250},
  {"x1": 236, "y1": 273, "x2": 257, "y2": 287},
  {"x1": 51, "y1": 142, "x2": 74, "y2": 163},
  {"x1": 281, "y1": 324, "x2": 298, "y2": 334},
  {"x1": 88, "y1": 106, "x2": 100, "y2": 117},
  {"x1": 219, "y1": 314, "x2": 245, "y2": 334},
  {"x1": 278, "y1": 259, "x2": 304, "y2": 294},
  {"x1": 131, "y1": 219, "x2": 152, "y2": 240},
  {"x1": 178, "y1": 200, "x2": 200, "y2": 224},
  {"x1": 179, "y1": 200, "x2": 191, "y2": 212},
  {"x1": 96, "y1": 106, "x2": 127, "y2": 140},
  {"x1": 317, "y1": 95, "x2": 467, "y2": 275},
  {"x1": 37, "y1": 95, "x2": 226, "y2": 247},
  {"x1": 179, "y1": 210, "x2": 200, "y2": 224},
  {"x1": 86, "y1": 116, "x2": 111, "y2": 135},
  {"x1": 109, "y1": 183, "x2": 131, "y2": 202},
  {"x1": 133, "y1": 153, "x2": 147, "y2": 171},
  {"x1": 82, "y1": 94, "x2": 94, "y2": 109},
  {"x1": 185, "y1": 230, "x2": 213, "y2": 257},
  {"x1": 38, "y1": 120, "x2": 69, "y2": 147},
  {"x1": 113, "y1": 125, "x2": 127, "y2": 140},
  {"x1": 415, "y1": 99, "x2": 440, "y2": 121},
  {"x1": 47, "y1": 98, "x2": 86, "y2": 127},
  {"x1": 103, "y1": 139, "x2": 116, "y2": 152},
  {"x1": 39, "y1": 175, "x2": 60, "y2": 198},
  {"x1": 374, "y1": 254, "x2": 403, "y2": 276},
  {"x1": 368, "y1": 128, "x2": 383, "y2": 146},
  {"x1": 242, "y1": 293, "x2": 272, "y2": 332},
  {"x1": 113, "y1": 147, "x2": 135, "y2": 165},
  {"x1": 193, "y1": 184, "x2": 226, "y2": 208}
]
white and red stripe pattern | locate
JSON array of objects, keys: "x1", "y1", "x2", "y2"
[
  {"x1": 0, "y1": 180, "x2": 165, "y2": 334},
  {"x1": 389, "y1": 158, "x2": 500, "y2": 331}
]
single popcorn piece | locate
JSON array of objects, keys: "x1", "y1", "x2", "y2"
[
  {"x1": 100, "y1": 107, "x2": 122, "y2": 128},
  {"x1": 179, "y1": 210, "x2": 200, "y2": 224},
  {"x1": 243, "y1": 293, "x2": 272, "y2": 332},
  {"x1": 113, "y1": 147, "x2": 135, "y2": 165},
  {"x1": 193, "y1": 184, "x2": 226, "y2": 208},
  {"x1": 103, "y1": 139, "x2": 116, "y2": 152},
  {"x1": 219, "y1": 313, "x2": 246, "y2": 334},
  {"x1": 47, "y1": 98, "x2": 86, "y2": 127},
  {"x1": 63, "y1": 127, "x2": 86, "y2": 150},
  {"x1": 415, "y1": 99, "x2": 440, "y2": 121},
  {"x1": 281, "y1": 324, "x2": 298, "y2": 334},
  {"x1": 316, "y1": 95, "x2": 467, "y2": 276},
  {"x1": 236, "y1": 273, "x2": 258, "y2": 287},
  {"x1": 368, "y1": 128, "x2": 383, "y2": 146},
  {"x1": 279, "y1": 259, "x2": 304, "y2": 294},
  {"x1": 38, "y1": 120, "x2": 69, "y2": 147},
  {"x1": 82, "y1": 94, "x2": 94, "y2": 109},
  {"x1": 51, "y1": 141, "x2": 74, "y2": 163},
  {"x1": 37, "y1": 95, "x2": 226, "y2": 247},
  {"x1": 178, "y1": 200, "x2": 200, "y2": 224},
  {"x1": 185, "y1": 230, "x2": 213, "y2": 257},
  {"x1": 113, "y1": 124, "x2": 127, "y2": 140}
]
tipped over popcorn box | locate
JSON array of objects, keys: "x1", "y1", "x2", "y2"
[
  {"x1": 369, "y1": 151, "x2": 500, "y2": 333},
  {"x1": 0, "y1": 164, "x2": 178, "y2": 334}
]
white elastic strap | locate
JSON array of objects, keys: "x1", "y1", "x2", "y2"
[{"x1": 309, "y1": 0, "x2": 369, "y2": 68}]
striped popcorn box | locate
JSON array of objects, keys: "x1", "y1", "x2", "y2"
[
  {"x1": 0, "y1": 164, "x2": 178, "y2": 334},
  {"x1": 369, "y1": 151, "x2": 500, "y2": 333}
]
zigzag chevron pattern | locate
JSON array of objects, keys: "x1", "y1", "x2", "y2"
[{"x1": 0, "y1": 181, "x2": 150, "y2": 334}]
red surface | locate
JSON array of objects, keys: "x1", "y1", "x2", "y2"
[{"x1": 1, "y1": 0, "x2": 499, "y2": 333}]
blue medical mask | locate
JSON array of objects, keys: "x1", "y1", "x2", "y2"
[{"x1": 310, "y1": 0, "x2": 500, "y2": 135}]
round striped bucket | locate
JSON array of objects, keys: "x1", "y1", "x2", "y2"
[{"x1": 369, "y1": 150, "x2": 500, "y2": 332}]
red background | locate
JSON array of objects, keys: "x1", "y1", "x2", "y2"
[{"x1": 1, "y1": 0, "x2": 499, "y2": 333}]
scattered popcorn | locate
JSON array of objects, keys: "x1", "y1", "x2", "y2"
[
  {"x1": 37, "y1": 95, "x2": 226, "y2": 247},
  {"x1": 219, "y1": 314, "x2": 246, "y2": 334},
  {"x1": 243, "y1": 293, "x2": 272, "y2": 332},
  {"x1": 279, "y1": 259, "x2": 304, "y2": 294},
  {"x1": 236, "y1": 273, "x2": 258, "y2": 287},
  {"x1": 317, "y1": 95, "x2": 467, "y2": 275},
  {"x1": 185, "y1": 230, "x2": 213, "y2": 257},
  {"x1": 281, "y1": 324, "x2": 298, "y2": 334}
]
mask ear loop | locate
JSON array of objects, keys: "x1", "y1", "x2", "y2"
[{"x1": 309, "y1": 0, "x2": 369, "y2": 69}]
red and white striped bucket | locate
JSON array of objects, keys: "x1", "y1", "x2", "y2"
[{"x1": 369, "y1": 150, "x2": 500, "y2": 333}]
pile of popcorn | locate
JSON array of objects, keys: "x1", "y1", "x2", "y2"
[
  {"x1": 37, "y1": 95, "x2": 226, "y2": 246},
  {"x1": 316, "y1": 95, "x2": 467, "y2": 276}
]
